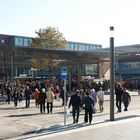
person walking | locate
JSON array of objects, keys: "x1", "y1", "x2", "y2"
[
  {"x1": 46, "y1": 87, "x2": 54, "y2": 114},
  {"x1": 17, "y1": 85, "x2": 23, "y2": 102},
  {"x1": 39, "y1": 88, "x2": 46, "y2": 113},
  {"x1": 13, "y1": 88, "x2": 19, "y2": 107},
  {"x1": 97, "y1": 87, "x2": 105, "y2": 112},
  {"x1": 90, "y1": 88, "x2": 97, "y2": 113},
  {"x1": 6, "y1": 86, "x2": 11, "y2": 104},
  {"x1": 24, "y1": 86, "x2": 32, "y2": 108},
  {"x1": 68, "y1": 89, "x2": 82, "y2": 124},
  {"x1": 115, "y1": 83, "x2": 124, "y2": 112},
  {"x1": 34, "y1": 88, "x2": 40, "y2": 107},
  {"x1": 122, "y1": 89, "x2": 131, "y2": 111},
  {"x1": 84, "y1": 92, "x2": 94, "y2": 124},
  {"x1": 60, "y1": 86, "x2": 68, "y2": 106},
  {"x1": 55, "y1": 86, "x2": 60, "y2": 101},
  {"x1": 79, "y1": 89, "x2": 85, "y2": 107}
]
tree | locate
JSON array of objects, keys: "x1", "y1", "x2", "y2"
[
  {"x1": 30, "y1": 27, "x2": 67, "y2": 82},
  {"x1": 30, "y1": 27, "x2": 67, "y2": 49}
]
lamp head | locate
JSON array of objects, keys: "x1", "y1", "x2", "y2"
[
  {"x1": 110, "y1": 26, "x2": 114, "y2": 31},
  {"x1": 110, "y1": 26, "x2": 114, "y2": 37}
]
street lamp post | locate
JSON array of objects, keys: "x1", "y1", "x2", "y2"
[{"x1": 110, "y1": 26, "x2": 115, "y2": 121}]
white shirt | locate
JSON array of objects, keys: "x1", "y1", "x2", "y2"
[{"x1": 97, "y1": 90, "x2": 104, "y2": 101}]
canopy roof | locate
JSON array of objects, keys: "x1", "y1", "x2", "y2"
[{"x1": 0, "y1": 44, "x2": 140, "y2": 68}]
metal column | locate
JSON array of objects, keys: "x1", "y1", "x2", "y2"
[{"x1": 110, "y1": 26, "x2": 115, "y2": 121}]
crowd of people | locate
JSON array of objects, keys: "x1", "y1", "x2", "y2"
[
  {"x1": 0, "y1": 79, "x2": 133, "y2": 124},
  {"x1": 0, "y1": 80, "x2": 65, "y2": 114}
]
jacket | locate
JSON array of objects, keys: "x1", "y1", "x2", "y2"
[
  {"x1": 39, "y1": 91, "x2": 46, "y2": 103},
  {"x1": 84, "y1": 95, "x2": 94, "y2": 109},
  {"x1": 46, "y1": 90, "x2": 54, "y2": 103},
  {"x1": 69, "y1": 93, "x2": 81, "y2": 108}
]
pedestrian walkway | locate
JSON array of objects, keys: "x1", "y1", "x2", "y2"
[
  {"x1": 29, "y1": 115, "x2": 140, "y2": 140},
  {"x1": 7, "y1": 108, "x2": 140, "y2": 140},
  {"x1": 6, "y1": 91, "x2": 140, "y2": 140}
]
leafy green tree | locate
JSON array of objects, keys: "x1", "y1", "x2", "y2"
[
  {"x1": 31, "y1": 27, "x2": 67, "y2": 49},
  {"x1": 30, "y1": 27, "x2": 67, "y2": 82}
]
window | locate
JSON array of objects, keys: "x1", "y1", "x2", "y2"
[
  {"x1": 67, "y1": 43, "x2": 70, "y2": 50},
  {"x1": 73, "y1": 44, "x2": 76, "y2": 50},
  {"x1": 90, "y1": 46, "x2": 93, "y2": 50},
  {"x1": 69, "y1": 43, "x2": 73, "y2": 50},
  {"x1": 86, "y1": 45, "x2": 89, "y2": 51},
  {"x1": 24, "y1": 38, "x2": 29, "y2": 47},
  {"x1": 15, "y1": 37, "x2": 23, "y2": 46},
  {"x1": 1, "y1": 39, "x2": 4, "y2": 44},
  {"x1": 78, "y1": 44, "x2": 83, "y2": 51},
  {"x1": 74, "y1": 44, "x2": 77, "y2": 50}
]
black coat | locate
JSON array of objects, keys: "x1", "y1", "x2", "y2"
[
  {"x1": 39, "y1": 91, "x2": 46, "y2": 103},
  {"x1": 25, "y1": 89, "x2": 32, "y2": 100},
  {"x1": 84, "y1": 95, "x2": 94, "y2": 109},
  {"x1": 122, "y1": 90, "x2": 131, "y2": 104},
  {"x1": 115, "y1": 87, "x2": 124, "y2": 100},
  {"x1": 69, "y1": 94, "x2": 81, "y2": 108}
]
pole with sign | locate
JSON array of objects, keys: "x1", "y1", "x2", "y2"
[{"x1": 61, "y1": 66, "x2": 68, "y2": 125}]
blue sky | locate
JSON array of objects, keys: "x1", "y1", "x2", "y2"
[{"x1": 0, "y1": 0, "x2": 140, "y2": 47}]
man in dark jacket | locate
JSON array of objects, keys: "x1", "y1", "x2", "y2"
[
  {"x1": 39, "y1": 88, "x2": 46, "y2": 113},
  {"x1": 115, "y1": 83, "x2": 124, "y2": 112},
  {"x1": 60, "y1": 86, "x2": 68, "y2": 106},
  {"x1": 84, "y1": 92, "x2": 94, "y2": 124},
  {"x1": 24, "y1": 86, "x2": 32, "y2": 108},
  {"x1": 68, "y1": 89, "x2": 82, "y2": 124},
  {"x1": 13, "y1": 88, "x2": 19, "y2": 107},
  {"x1": 6, "y1": 86, "x2": 11, "y2": 104}
]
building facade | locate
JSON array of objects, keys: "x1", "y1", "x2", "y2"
[
  {"x1": 0, "y1": 34, "x2": 102, "y2": 80},
  {"x1": 1, "y1": 34, "x2": 140, "y2": 84}
]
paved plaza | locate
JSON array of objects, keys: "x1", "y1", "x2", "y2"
[{"x1": 0, "y1": 91, "x2": 140, "y2": 140}]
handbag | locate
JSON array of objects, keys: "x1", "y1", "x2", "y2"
[
  {"x1": 66, "y1": 109, "x2": 71, "y2": 118},
  {"x1": 92, "y1": 107, "x2": 96, "y2": 114}
]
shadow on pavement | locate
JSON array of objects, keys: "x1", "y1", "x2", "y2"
[
  {"x1": 115, "y1": 115, "x2": 140, "y2": 121},
  {"x1": 0, "y1": 106, "x2": 26, "y2": 110},
  {"x1": 20, "y1": 114, "x2": 140, "y2": 140},
  {"x1": 22, "y1": 123, "x2": 88, "y2": 137},
  {"x1": 6, "y1": 113, "x2": 40, "y2": 117}
]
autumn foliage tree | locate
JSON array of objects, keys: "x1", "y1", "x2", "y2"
[{"x1": 30, "y1": 27, "x2": 67, "y2": 82}]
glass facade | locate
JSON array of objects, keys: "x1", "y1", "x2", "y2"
[
  {"x1": 121, "y1": 61, "x2": 140, "y2": 74},
  {"x1": 0, "y1": 35, "x2": 102, "y2": 51},
  {"x1": 67, "y1": 41, "x2": 102, "y2": 51},
  {"x1": 115, "y1": 61, "x2": 140, "y2": 83},
  {"x1": 11, "y1": 36, "x2": 32, "y2": 47},
  {"x1": 1, "y1": 34, "x2": 140, "y2": 82},
  {"x1": 14, "y1": 67, "x2": 32, "y2": 77}
]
